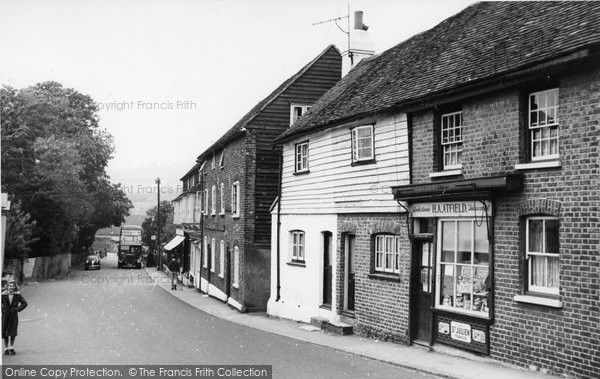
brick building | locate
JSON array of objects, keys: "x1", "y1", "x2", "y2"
[
  {"x1": 173, "y1": 45, "x2": 342, "y2": 311},
  {"x1": 272, "y1": 3, "x2": 599, "y2": 377}
]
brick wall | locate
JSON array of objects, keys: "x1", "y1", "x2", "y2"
[
  {"x1": 408, "y1": 66, "x2": 599, "y2": 377},
  {"x1": 337, "y1": 214, "x2": 411, "y2": 343}
]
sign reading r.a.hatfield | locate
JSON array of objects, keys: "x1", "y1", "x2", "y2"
[{"x1": 410, "y1": 201, "x2": 492, "y2": 218}]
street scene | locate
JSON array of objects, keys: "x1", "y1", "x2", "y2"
[
  {"x1": 1, "y1": 1, "x2": 599, "y2": 379},
  {"x1": 6, "y1": 253, "x2": 435, "y2": 378}
]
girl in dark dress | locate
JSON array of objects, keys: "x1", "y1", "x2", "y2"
[{"x1": 2, "y1": 280, "x2": 28, "y2": 355}]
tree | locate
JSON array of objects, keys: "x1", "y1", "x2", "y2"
[
  {"x1": 141, "y1": 201, "x2": 175, "y2": 252},
  {"x1": 4, "y1": 201, "x2": 38, "y2": 260},
  {"x1": 1, "y1": 82, "x2": 133, "y2": 256}
]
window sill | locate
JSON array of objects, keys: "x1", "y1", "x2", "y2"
[
  {"x1": 218, "y1": 274, "x2": 224, "y2": 279},
  {"x1": 232, "y1": 283, "x2": 239, "y2": 289},
  {"x1": 219, "y1": 212, "x2": 225, "y2": 216},
  {"x1": 232, "y1": 214, "x2": 240, "y2": 219},
  {"x1": 368, "y1": 273, "x2": 400, "y2": 282},
  {"x1": 514, "y1": 160, "x2": 561, "y2": 170},
  {"x1": 211, "y1": 213, "x2": 216, "y2": 217},
  {"x1": 351, "y1": 158, "x2": 376, "y2": 167},
  {"x1": 429, "y1": 169, "x2": 463, "y2": 178},
  {"x1": 286, "y1": 261, "x2": 306, "y2": 267},
  {"x1": 293, "y1": 170, "x2": 310, "y2": 176},
  {"x1": 514, "y1": 294, "x2": 562, "y2": 308}
]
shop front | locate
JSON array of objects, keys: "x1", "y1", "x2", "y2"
[{"x1": 393, "y1": 175, "x2": 522, "y2": 354}]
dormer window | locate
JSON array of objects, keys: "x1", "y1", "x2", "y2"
[{"x1": 290, "y1": 104, "x2": 311, "y2": 126}]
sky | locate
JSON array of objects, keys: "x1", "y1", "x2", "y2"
[{"x1": 0, "y1": 0, "x2": 477, "y2": 215}]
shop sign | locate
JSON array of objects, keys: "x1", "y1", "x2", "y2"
[
  {"x1": 438, "y1": 322, "x2": 450, "y2": 335},
  {"x1": 472, "y1": 329, "x2": 486, "y2": 344},
  {"x1": 411, "y1": 201, "x2": 492, "y2": 218},
  {"x1": 450, "y1": 321, "x2": 471, "y2": 343}
]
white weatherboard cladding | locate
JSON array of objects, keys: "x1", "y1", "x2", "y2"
[{"x1": 280, "y1": 114, "x2": 409, "y2": 214}]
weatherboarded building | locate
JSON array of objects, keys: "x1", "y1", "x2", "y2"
[
  {"x1": 269, "y1": 2, "x2": 599, "y2": 378},
  {"x1": 173, "y1": 45, "x2": 342, "y2": 311}
]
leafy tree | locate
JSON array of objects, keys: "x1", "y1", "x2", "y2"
[
  {"x1": 141, "y1": 201, "x2": 175, "y2": 252},
  {"x1": 4, "y1": 200, "x2": 38, "y2": 259},
  {"x1": 1, "y1": 82, "x2": 132, "y2": 256}
]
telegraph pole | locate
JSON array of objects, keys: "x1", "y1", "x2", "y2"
[{"x1": 156, "y1": 178, "x2": 161, "y2": 271}]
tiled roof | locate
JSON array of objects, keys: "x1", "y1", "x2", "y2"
[
  {"x1": 277, "y1": 1, "x2": 600, "y2": 142},
  {"x1": 196, "y1": 45, "x2": 340, "y2": 162}
]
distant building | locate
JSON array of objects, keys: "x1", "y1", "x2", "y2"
[
  {"x1": 270, "y1": 2, "x2": 599, "y2": 378},
  {"x1": 173, "y1": 45, "x2": 342, "y2": 311}
]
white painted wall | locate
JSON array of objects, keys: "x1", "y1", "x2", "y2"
[
  {"x1": 267, "y1": 213, "x2": 337, "y2": 323},
  {"x1": 280, "y1": 113, "x2": 409, "y2": 215}
]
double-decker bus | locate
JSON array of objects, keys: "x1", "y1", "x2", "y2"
[{"x1": 117, "y1": 225, "x2": 142, "y2": 269}]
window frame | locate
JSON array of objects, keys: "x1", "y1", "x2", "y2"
[
  {"x1": 351, "y1": 124, "x2": 375, "y2": 163},
  {"x1": 211, "y1": 185, "x2": 216, "y2": 216},
  {"x1": 435, "y1": 218, "x2": 491, "y2": 318},
  {"x1": 232, "y1": 245, "x2": 240, "y2": 288},
  {"x1": 528, "y1": 88, "x2": 559, "y2": 162},
  {"x1": 440, "y1": 111, "x2": 463, "y2": 170},
  {"x1": 211, "y1": 152, "x2": 216, "y2": 170},
  {"x1": 203, "y1": 236, "x2": 208, "y2": 268},
  {"x1": 290, "y1": 104, "x2": 311, "y2": 126},
  {"x1": 290, "y1": 230, "x2": 305, "y2": 263},
  {"x1": 203, "y1": 188, "x2": 209, "y2": 216},
  {"x1": 231, "y1": 181, "x2": 240, "y2": 218},
  {"x1": 219, "y1": 240, "x2": 225, "y2": 278},
  {"x1": 525, "y1": 216, "x2": 560, "y2": 295},
  {"x1": 219, "y1": 149, "x2": 225, "y2": 168},
  {"x1": 373, "y1": 234, "x2": 401, "y2": 274},
  {"x1": 220, "y1": 183, "x2": 225, "y2": 215},
  {"x1": 295, "y1": 141, "x2": 309, "y2": 173},
  {"x1": 210, "y1": 238, "x2": 216, "y2": 273}
]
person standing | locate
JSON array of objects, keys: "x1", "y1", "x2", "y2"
[
  {"x1": 2, "y1": 280, "x2": 28, "y2": 355},
  {"x1": 168, "y1": 257, "x2": 180, "y2": 290}
]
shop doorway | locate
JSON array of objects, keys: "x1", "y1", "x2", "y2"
[
  {"x1": 411, "y1": 238, "x2": 434, "y2": 344},
  {"x1": 344, "y1": 234, "x2": 356, "y2": 312},
  {"x1": 323, "y1": 231, "x2": 333, "y2": 307}
]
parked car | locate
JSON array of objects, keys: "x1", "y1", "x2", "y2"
[{"x1": 84, "y1": 254, "x2": 101, "y2": 270}]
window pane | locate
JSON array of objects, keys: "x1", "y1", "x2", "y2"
[
  {"x1": 545, "y1": 219, "x2": 559, "y2": 254},
  {"x1": 357, "y1": 127, "x2": 371, "y2": 138},
  {"x1": 548, "y1": 256, "x2": 559, "y2": 288},
  {"x1": 457, "y1": 221, "x2": 472, "y2": 263},
  {"x1": 440, "y1": 264, "x2": 455, "y2": 305},
  {"x1": 528, "y1": 220, "x2": 543, "y2": 253},
  {"x1": 474, "y1": 223, "x2": 489, "y2": 264},
  {"x1": 531, "y1": 255, "x2": 547, "y2": 287},
  {"x1": 442, "y1": 221, "x2": 455, "y2": 262}
]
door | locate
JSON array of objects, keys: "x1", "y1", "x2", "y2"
[
  {"x1": 345, "y1": 235, "x2": 356, "y2": 312},
  {"x1": 323, "y1": 232, "x2": 333, "y2": 307},
  {"x1": 411, "y1": 240, "x2": 434, "y2": 343}
]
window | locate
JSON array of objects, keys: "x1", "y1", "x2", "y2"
[
  {"x1": 437, "y1": 219, "x2": 490, "y2": 317},
  {"x1": 374, "y1": 235, "x2": 401, "y2": 274},
  {"x1": 351, "y1": 125, "x2": 374, "y2": 162},
  {"x1": 204, "y1": 189, "x2": 209, "y2": 215},
  {"x1": 529, "y1": 89, "x2": 559, "y2": 161},
  {"x1": 203, "y1": 236, "x2": 208, "y2": 268},
  {"x1": 295, "y1": 141, "x2": 309, "y2": 173},
  {"x1": 211, "y1": 185, "x2": 216, "y2": 215},
  {"x1": 210, "y1": 238, "x2": 216, "y2": 272},
  {"x1": 219, "y1": 240, "x2": 225, "y2": 278},
  {"x1": 219, "y1": 150, "x2": 225, "y2": 168},
  {"x1": 220, "y1": 183, "x2": 225, "y2": 215},
  {"x1": 290, "y1": 104, "x2": 311, "y2": 126},
  {"x1": 290, "y1": 230, "x2": 305, "y2": 263},
  {"x1": 233, "y1": 246, "x2": 240, "y2": 288},
  {"x1": 211, "y1": 153, "x2": 216, "y2": 169},
  {"x1": 526, "y1": 217, "x2": 559, "y2": 295},
  {"x1": 441, "y1": 111, "x2": 463, "y2": 170},
  {"x1": 231, "y1": 181, "x2": 240, "y2": 217}
]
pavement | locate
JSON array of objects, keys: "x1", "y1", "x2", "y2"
[{"x1": 144, "y1": 268, "x2": 556, "y2": 379}]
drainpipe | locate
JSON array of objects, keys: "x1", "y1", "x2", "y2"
[
  {"x1": 200, "y1": 171, "x2": 205, "y2": 293},
  {"x1": 275, "y1": 150, "x2": 283, "y2": 301}
]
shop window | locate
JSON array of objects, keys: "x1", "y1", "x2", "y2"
[
  {"x1": 526, "y1": 217, "x2": 559, "y2": 295},
  {"x1": 233, "y1": 246, "x2": 240, "y2": 288},
  {"x1": 437, "y1": 219, "x2": 490, "y2": 317},
  {"x1": 374, "y1": 234, "x2": 401, "y2": 274},
  {"x1": 290, "y1": 230, "x2": 305, "y2": 263}
]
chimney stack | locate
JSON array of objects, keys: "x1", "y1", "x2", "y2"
[{"x1": 342, "y1": 10, "x2": 375, "y2": 76}]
